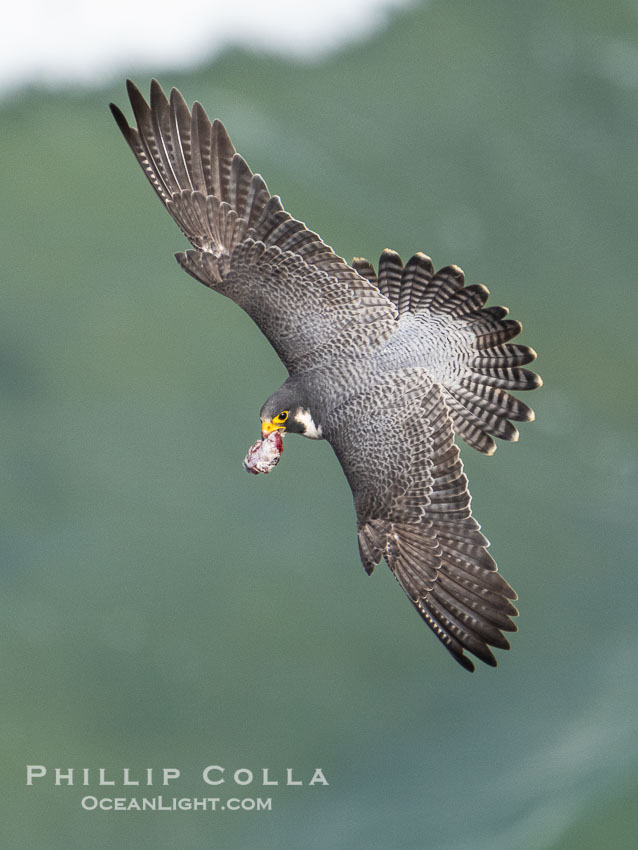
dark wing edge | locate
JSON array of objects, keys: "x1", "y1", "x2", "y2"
[
  {"x1": 326, "y1": 375, "x2": 518, "y2": 672},
  {"x1": 353, "y1": 250, "x2": 542, "y2": 455}
]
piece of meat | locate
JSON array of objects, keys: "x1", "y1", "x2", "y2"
[{"x1": 243, "y1": 430, "x2": 284, "y2": 474}]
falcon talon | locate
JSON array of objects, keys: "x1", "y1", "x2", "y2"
[{"x1": 111, "y1": 81, "x2": 541, "y2": 672}]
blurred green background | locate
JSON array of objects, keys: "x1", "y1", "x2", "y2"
[{"x1": 3, "y1": 1, "x2": 637, "y2": 847}]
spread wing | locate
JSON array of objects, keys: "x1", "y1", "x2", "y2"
[
  {"x1": 322, "y1": 371, "x2": 518, "y2": 672},
  {"x1": 110, "y1": 80, "x2": 396, "y2": 374}
]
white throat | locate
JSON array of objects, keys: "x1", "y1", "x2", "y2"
[{"x1": 295, "y1": 408, "x2": 323, "y2": 439}]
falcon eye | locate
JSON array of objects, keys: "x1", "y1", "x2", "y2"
[{"x1": 276, "y1": 411, "x2": 289, "y2": 422}]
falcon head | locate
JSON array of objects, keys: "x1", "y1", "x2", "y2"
[{"x1": 260, "y1": 385, "x2": 323, "y2": 440}]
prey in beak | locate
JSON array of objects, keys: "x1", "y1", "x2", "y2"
[
  {"x1": 244, "y1": 427, "x2": 284, "y2": 475},
  {"x1": 244, "y1": 408, "x2": 289, "y2": 473}
]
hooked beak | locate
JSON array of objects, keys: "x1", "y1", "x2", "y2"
[{"x1": 261, "y1": 419, "x2": 285, "y2": 440}]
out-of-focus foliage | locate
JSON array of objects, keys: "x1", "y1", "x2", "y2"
[{"x1": 3, "y1": 1, "x2": 637, "y2": 847}]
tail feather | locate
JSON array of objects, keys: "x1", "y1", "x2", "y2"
[
  {"x1": 443, "y1": 395, "x2": 499, "y2": 454},
  {"x1": 376, "y1": 249, "x2": 403, "y2": 305},
  {"x1": 399, "y1": 252, "x2": 434, "y2": 314},
  {"x1": 448, "y1": 389, "x2": 520, "y2": 441},
  {"x1": 462, "y1": 366, "x2": 541, "y2": 393},
  {"x1": 443, "y1": 283, "x2": 490, "y2": 317},
  {"x1": 354, "y1": 251, "x2": 541, "y2": 453},
  {"x1": 474, "y1": 344, "x2": 537, "y2": 369},
  {"x1": 415, "y1": 264, "x2": 465, "y2": 312}
]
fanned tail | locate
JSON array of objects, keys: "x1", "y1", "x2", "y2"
[{"x1": 354, "y1": 250, "x2": 542, "y2": 454}]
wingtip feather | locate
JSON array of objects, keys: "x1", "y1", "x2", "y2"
[
  {"x1": 456, "y1": 652, "x2": 476, "y2": 672},
  {"x1": 126, "y1": 78, "x2": 143, "y2": 101},
  {"x1": 109, "y1": 102, "x2": 130, "y2": 133},
  {"x1": 170, "y1": 86, "x2": 190, "y2": 115}
]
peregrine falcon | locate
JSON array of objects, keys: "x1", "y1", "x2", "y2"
[{"x1": 110, "y1": 81, "x2": 541, "y2": 672}]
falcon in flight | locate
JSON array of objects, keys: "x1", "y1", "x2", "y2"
[{"x1": 111, "y1": 81, "x2": 541, "y2": 672}]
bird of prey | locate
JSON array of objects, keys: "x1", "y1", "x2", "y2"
[{"x1": 110, "y1": 80, "x2": 541, "y2": 672}]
